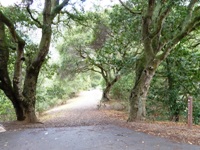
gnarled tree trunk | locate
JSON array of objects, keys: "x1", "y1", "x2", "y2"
[
  {"x1": 128, "y1": 58, "x2": 160, "y2": 121},
  {"x1": 127, "y1": 0, "x2": 200, "y2": 121},
  {"x1": 0, "y1": 0, "x2": 70, "y2": 123}
]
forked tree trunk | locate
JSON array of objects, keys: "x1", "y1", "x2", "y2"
[
  {"x1": 10, "y1": 92, "x2": 37, "y2": 123},
  {"x1": 0, "y1": 0, "x2": 70, "y2": 123},
  {"x1": 2, "y1": 71, "x2": 38, "y2": 123},
  {"x1": 128, "y1": 59, "x2": 160, "y2": 121},
  {"x1": 4, "y1": 85, "x2": 38, "y2": 122}
]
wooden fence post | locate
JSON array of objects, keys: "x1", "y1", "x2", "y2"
[{"x1": 188, "y1": 96, "x2": 193, "y2": 129}]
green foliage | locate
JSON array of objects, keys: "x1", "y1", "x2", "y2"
[
  {"x1": 110, "y1": 73, "x2": 134, "y2": 101},
  {"x1": 147, "y1": 39, "x2": 200, "y2": 123},
  {"x1": 58, "y1": 7, "x2": 140, "y2": 102},
  {"x1": 193, "y1": 101, "x2": 200, "y2": 124},
  {"x1": 35, "y1": 71, "x2": 99, "y2": 113},
  {"x1": 0, "y1": 91, "x2": 15, "y2": 121}
]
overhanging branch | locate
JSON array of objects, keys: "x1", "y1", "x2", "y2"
[
  {"x1": 158, "y1": 15, "x2": 200, "y2": 61},
  {"x1": 26, "y1": 5, "x2": 42, "y2": 28},
  {"x1": 119, "y1": 0, "x2": 141, "y2": 15},
  {"x1": 157, "y1": 1, "x2": 200, "y2": 61},
  {"x1": 0, "y1": 11, "x2": 25, "y2": 46}
]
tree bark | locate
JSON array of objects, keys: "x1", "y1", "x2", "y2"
[
  {"x1": 102, "y1": 83, "x2": 112, "y2": 102},
  {"x1": 128, "y1": 58, "x2": 160, "y2": 121},
  {"x1": 22, "y1": 71, "x2": 39, "y2": 122},
  {"x1": 0, "y1": 1, "x2": 70, "y2": 123},
  {"x1": 101, "y1": 75, "x2": 120, "y2": 102},
  {"x1": 0, "y1": 17, "x2": 25, "y2": 121},
  {"x1": 127, "y1": 0, "x2": 200, "y2": 122}
]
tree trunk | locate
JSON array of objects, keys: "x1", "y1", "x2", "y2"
[
  {"x1": 11, "y1": 100, "x2": 25, "y2": 121},
  {"x1": 102, "y1": 83, "x2": 112, "y2": 102},
  {"x1": 24, "y1": 103, "x2": 37, "y2": 123},
  {"x1": 0, "y1": 19, "x2": 25, "y2": 121},
  {"x1": 21, "y1": 63, "x2": 41, "y2": 123},
  {"x1": 1, "y1": 88, "x2": 25, "y2": 121},
  {"x1": 0, "y1": 1, "x2": 70, "y2": 123},
  {"x1": 128, "y1": 59, "x2": 159, "y2": 121},
  {"x1": 2, "y1": 82, "x2": 37, "y2": 122},
  {"x1": 13, "y1": 98, "x2": 37, "y2": 123},
  {"x1": 101, "y1": 75, "x2": 120, "y2": 102}
]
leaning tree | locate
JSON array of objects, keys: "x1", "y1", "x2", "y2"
[
  {"x1": 0, "y1": 0, "x2": 84, "y2": 123},
  {"x1": 118, "y1": 0, "x2": 200, "y2": 121}
]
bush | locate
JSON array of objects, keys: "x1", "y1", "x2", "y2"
[
  {"x1": 0, "y1": 91, "x2": 16, "y2": 121},
  {"x1": 35, "y1": 72, "x2": 98, "y2": 114},
  {"x1": 193, "y1": 100, "x2": 200, "y2": 124},
  {"x1": 110, "y1": 73, "x2": 134, "y2": 101}
]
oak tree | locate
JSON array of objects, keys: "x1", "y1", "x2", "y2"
[{"x1": 0, "y1": 0, "x2": 81, "y2": 123}]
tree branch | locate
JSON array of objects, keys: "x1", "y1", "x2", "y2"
[
  {"x1": 158, "y1": 14, "x2": 200, "y2": 61},
  {"x1": 26, "y1": 5, "x2": 42, "y2": 28},
  {"x1": 143, "y1": 0, "x2": 155, "y2": 37},
  {"x1": 51, "y1": 0, "x2": 70, "y2": 20},
  {"x1": 191, "y1": 42, "x2": 200, "y2": 48},
  {"x1": 150, "y1": 7, "x2": 171, "y2": 39},
  {"x1": 110, "y1": 74, "x2": 120, "y2": 86},
  {"x1": 156, "y1": 1, "x2": 200, "y2": 61},
  {"x1": 119, "y1": 0, "x2": 141, "y2": 15},
  {"x1": 76, "y1": 47, "x2": 87, "y2": 59},
  {"x1": 142, "y1": 0, "x2": 155, "y2": 58},
  {"x1": 90, "y1": 68, "x2": 102, "y2": 74},
  {"x1": 0, "y1": 11, "x2": 25, "y2": 46},
  {"x1": 181, "y1": 0, "x2": 198, "y2": 32},
  {"x1": 99, "y1": 66, "x2": 108, "y2": 83},
  {"x1": 0, "y1": 11, "x2": 25, "y2": 98},
  {"x1": 188, "y1": 0, "x2": 198, "y2": 15},
  {"x1": 60, "y1": 10, "x2": 87, "y2": 26}
]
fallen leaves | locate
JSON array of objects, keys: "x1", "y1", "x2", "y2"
[{"x1": 103, "y1": 109, "x2": 200, "y2": 146}]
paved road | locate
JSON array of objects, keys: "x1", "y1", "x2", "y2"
[
  {"x1": 0, "y1": 89, "x2": 200, "y2": 150},
  {"x1": 0, "y1": 125, "x2": 199, "y2": 150}
]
